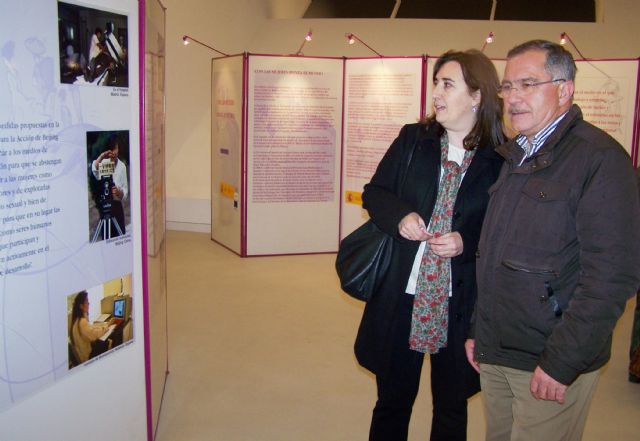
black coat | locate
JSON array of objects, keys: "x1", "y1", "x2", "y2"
[{"x1": 354, "y1": 122, "x2": 503, "y2": 402}]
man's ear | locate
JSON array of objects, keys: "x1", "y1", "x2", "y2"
[{"x1": 558, "y1": 80, "x2": 575, "y2": 106}]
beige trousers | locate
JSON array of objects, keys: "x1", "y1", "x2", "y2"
[{"x1": 480, "y1": 364, "x2": 599, "y2": 441}]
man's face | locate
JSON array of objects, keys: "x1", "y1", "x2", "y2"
[
  {"x1": 110, "y1": 144, "x2": 119, "y2": 164},
  {"x1": 503, "y1": 50, "x2": 569, "y2": 139}
]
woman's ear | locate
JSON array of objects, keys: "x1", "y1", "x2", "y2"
[{"x1": 471, "y1": 90, "x2": 482, "y2": 108}]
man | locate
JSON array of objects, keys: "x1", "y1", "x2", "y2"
[
  {"x1": 91, "y1": 133, "x2": 128, "y2": 237},
  {"x1": 465, "y1": 40, "x2": 640, "y2": 441},
  {"x1": 88, "y1": 27, "x2": 103, "y2": 62}
]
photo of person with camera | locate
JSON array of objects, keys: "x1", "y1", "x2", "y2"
[{"x1": 87, "y1": 131, "x2": 130, "y2": 242}]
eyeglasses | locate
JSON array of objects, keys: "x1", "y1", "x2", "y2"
[{"x1": 497, "y1": 79, "x2": 566, "y2": 98}]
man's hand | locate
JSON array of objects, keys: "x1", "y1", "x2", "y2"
[
  {"x1": 111, "y1": 185, "x2": 124, "y2": 199},
  {"x1": 464, "y1": 339, "x2": 480, "y2": 373},
  {"x1": 97, "y1": 150, "x2": 115, "y2": 164},
  {"x1": 530, "y1": 366, "x2": 567, "y2": 404}
]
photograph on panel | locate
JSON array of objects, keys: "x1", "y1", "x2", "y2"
[
  {"x1": 58, "y1": 1, "x2": 128, "y2": 87},
  {"x1": 86, "y1": 130, "x2": 130, "y2": 242},
  {"x1": 67, "y1": 274, "x2": 134, "y2": 369}
]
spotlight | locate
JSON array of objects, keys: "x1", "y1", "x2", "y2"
[
  {"x1": 344, "y1": 33, "x2": 382, "y2": 56},
  {"x1": 481, "y1": 32, "x2": 495, "y2": 52},
  {"x1": 295, "y1": 29, "x2": 314, "y2": 56},
  {"x1": 557, "y1": 32, "x2": 591, "y2": 64},
  {"x1": 181, "y1": 35, "x2": 229, "y2": 56}
]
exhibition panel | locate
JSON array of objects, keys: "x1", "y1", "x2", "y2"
[
  {"x1": 245, "y1": 55, "x2": 343, "y2": 256},
  {"x1": 211, "y1": 53, "x2": 639, "y2": 256},
  {"x1": 426, "y1": 57, "x2": 640, "y2": 157},
  {"x1": 211, "y1": 55, "x2": 244, "y2": 255},
  {"x1": 340, "y1": 57, "x2": 424, "y2": 239},
  {"x1": 0, "y1": 1, "x2": 150, "y2": 440}
]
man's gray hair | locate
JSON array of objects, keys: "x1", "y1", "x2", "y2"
[{"x1": 507, "y1": 40, "x2": 577, "y2": 81}]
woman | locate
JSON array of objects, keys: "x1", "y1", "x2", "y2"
[
  {"x1": 70, "y1": 291, "x2": 111, "y2": 364},
  {"x1": 355, "y1": 50, "x2": 505, "y2": 441}
]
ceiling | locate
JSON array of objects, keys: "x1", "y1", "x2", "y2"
[{"x1": 303, "y1": 0, "x2": 596, "y2": 22}]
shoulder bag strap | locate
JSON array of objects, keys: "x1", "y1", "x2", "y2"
[{"x1": 397, "y1": 125, "x2": 423, "y2": 196}]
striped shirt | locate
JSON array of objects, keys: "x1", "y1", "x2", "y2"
[{"x1": 516, "y1": 111, "x2": 568, "y2": 165}]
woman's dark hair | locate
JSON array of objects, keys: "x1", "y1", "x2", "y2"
[
  {"x1": 423, "y1": 49, "x2": 505, "y2": 150},
  {"x1": 71, "y1": 291, "x2": 88, "y2": 325}
]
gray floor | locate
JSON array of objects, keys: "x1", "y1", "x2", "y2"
[{"x1": 154, "y1": 230, "x2": 640, "y2": 441}]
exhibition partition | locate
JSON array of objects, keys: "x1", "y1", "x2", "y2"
[
  {"x1": 0, "y1": 0, "x2": 168, "y2": 440},
  {"x1": 142, "y1": 0, "x2": 169, "y2": 436},
  {"x1": 212, "y1": 54, "x2": 640, "y2": 256}
]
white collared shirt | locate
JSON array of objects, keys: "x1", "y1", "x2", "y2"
[{"x1": 516, "y1": 111, "x2": 568, "y2": 166}]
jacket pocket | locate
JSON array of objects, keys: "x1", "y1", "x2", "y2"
[
  {"x1": 521, "y1": 177, "x2": 570, "y2": 202},
  {"x1": 502, "y1": 259, "x2": 557, "y2": 277},
  {"x1": 512, "y1": 178, "x2": 573, "y2": 251},
  {"x1": 495, "y1": 260, "x2": 562, "y2": 356}
]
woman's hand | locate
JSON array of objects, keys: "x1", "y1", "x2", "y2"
[
  {"x1": 398, "y1": 212, "x2": 432, "y2": 241},
  {"x1": 427, "y1": 232, "x2": 463, "y2": 258}
]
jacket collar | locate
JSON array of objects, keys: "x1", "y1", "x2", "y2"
[{"x1": 496, "y1": 104, "x2": 582, "y2": 173}]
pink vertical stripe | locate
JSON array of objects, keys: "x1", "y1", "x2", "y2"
[
  {"x1": 137, "y1": 1, "x2": 155, "y2": 440},
  {"x1": 632, "y1": 59, "x2": 640, "y2": 167},
  {"x1": 241, "y1": 53, "x2": 249, "y2": 256},
  {"x1": 338, "y1": 57, "x2": 346, "y2": 242}
]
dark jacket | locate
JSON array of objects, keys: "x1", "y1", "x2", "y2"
[
  {"x1": 472, "y1": 104, "x2": 640, "y2": 385},
  {"x1": 354, "y1": 122, "x2": 503, "y2": 401}
]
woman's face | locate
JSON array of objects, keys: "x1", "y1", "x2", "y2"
[{"x1": 432, "y1": 61, "x2": 480, "y2": 139}]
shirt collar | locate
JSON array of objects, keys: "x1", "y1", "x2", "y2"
[{"x1": 515, "y1": 111, "x2": 569, "y2": 165}]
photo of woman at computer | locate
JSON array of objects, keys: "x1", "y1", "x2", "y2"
[
  {"x1": 69, "y1": 290, "x2": 114, "y2": 366},
  {"x1": 67, "y1": 275, "x2": 134, "y2": 369}
]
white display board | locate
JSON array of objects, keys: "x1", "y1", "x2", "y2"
[
  {"x1": 340, "y1": 57, "x2": 424, "y2": 239},
  {"x1": 211, "y1": 55, "x2": 244, "y2": 254},
  {"x1": 245, "y1": 55, "x2": 343, "y2": 255},
  {"x1": 0, "y1": 1, "x2": 148, "y2": 440},
  {"x1": 572, "y1": 59, "x2": 639, "y2": 156},
  {"x1": 426, "y1": 57, "x2": 640, "y2": 156}
]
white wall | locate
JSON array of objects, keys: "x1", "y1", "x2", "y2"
[
  {"x1": 165, "y1": 0, "x2": 640, "y2": 230},
  {"x1": 164, "y1": 0, "x2": 272, "y2": 231}
]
